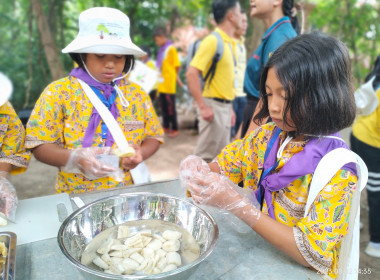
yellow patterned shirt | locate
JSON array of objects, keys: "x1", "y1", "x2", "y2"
[
  {"x1": 25, "y1": 76, "x2": 164, "y2": 194},
  {"x1": 0, "y1": 102, "x2": 30, "y2": 174},
  {"x1": 216, "y1": 123, "x2": 356, "y2": 279}
]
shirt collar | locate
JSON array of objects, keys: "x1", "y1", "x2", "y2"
[{"x1": 262, "y1": 16, "x2": 291, "y2": 40}]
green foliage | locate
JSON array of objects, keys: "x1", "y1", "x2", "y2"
[
  {"x1": 307, "y1": 0, "x2": 379, "y2": 85},
  {"x1": 1, "y1": 0, "x2": 378, "y2": 112}
]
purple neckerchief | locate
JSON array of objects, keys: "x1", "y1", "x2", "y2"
[
  {"x1": 156, "y1": 39, "x2": 172, "y2": 69},
  {"x1": 70, "y1": 67, "x2": 121, "y2": 147},
  {"x1": 256, "y1": 128, "x2": 357, "y2": 219}
]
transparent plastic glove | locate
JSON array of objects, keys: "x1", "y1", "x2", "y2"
[
  {"x1": 179, "y1": 155, "x2": 210, "y2": 185},
  {"x1": 0, "y1": 171, "x2": 17, "y2": 225},
  {"x1": 187, "y1": 171, "x2": 261, "y2": 228},
  {"x1": 61, "y1": 147, "x2": 124, "y2": 181}
]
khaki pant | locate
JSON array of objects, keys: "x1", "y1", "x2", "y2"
[{"x1": 194, "y1": 98, "x2": 232, "y2": 162}]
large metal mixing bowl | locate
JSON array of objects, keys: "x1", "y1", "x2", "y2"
[{"x1": 57, "y1": 192, "x2": 219, "y2": 280}]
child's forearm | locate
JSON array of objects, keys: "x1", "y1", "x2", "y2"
[
  {"x1": 234, "y1": 204, "x2": 310, "y2": 267},
  {"x1": 0, "y1": 163, "x2": 12, "y2": 173},
  {"x1": 33, "y1": 143, "x2": 71, "y2": 167},
  {"x1": 140, "y1": 138, "x2": 160, "y2": 161}
]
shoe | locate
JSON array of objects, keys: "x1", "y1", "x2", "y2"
[
  {"x1": 168, "y1": 130, "x2": 179, "y2": 138},
  {"x1": 365, "y1": 242, "x2": 380, "y2": 258},
  {"x1": 163, "y1": 128, "x2": 171, "y2": 134}
]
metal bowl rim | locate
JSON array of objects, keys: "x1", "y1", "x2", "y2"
[{"x1": 57, "y1": 192, "x2": 219, "y2": 279}]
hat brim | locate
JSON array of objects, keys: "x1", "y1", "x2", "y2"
[{"x1": 62, "y1": 38, "x2": 146, "y2": 57}]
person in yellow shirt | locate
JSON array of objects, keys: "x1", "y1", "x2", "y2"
[
  {"x1": 153, "y1": 27, "x2": 183, "y2": 138},
  {"x1": 231, "y1": 10, "x2": 248, "y2": 138},
  {"x1": 25, "y1": 7, "x2": 163, "y2": 194},
  {"x1": 350, "y1": 55, "x2": 380, "y2": 258},
  {"x1": 0, "y1": 73, "x2": 30, "y2": 224},
  {"x1": 186, "y1": 0, "x2": 242, "y2": 162},
  {"x1": 181, "y1": 33, "x2": 360, "y2": 279}
]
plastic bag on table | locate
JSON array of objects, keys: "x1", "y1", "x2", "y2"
[{"x1": 0, "y1": 172, "x2": 17, "y2": 225}]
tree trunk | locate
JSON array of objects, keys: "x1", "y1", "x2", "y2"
[
  {"x1": 246, "y1": 18, "x2": 265, "y2": 57},
  {"x1": 30, "y1": 0, "x2": 66, "y2": 80}
]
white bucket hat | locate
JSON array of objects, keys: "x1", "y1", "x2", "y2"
[
  {"x1": 62, "y1": 7, "x2": 145, "y2": 57},
  {"x1": 0, "y1": 72, "x2": 13, "y2": 106}
]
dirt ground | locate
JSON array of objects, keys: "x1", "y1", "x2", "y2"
[{"x1": 10, "y1": 121, "x2": 379, "y2": 279}]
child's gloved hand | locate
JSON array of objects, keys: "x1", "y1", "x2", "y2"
[
  {"x1": 0, "y1": 171, "x2": 18, "y2": 225},
  {"x1": 179, "y1": 155, "x2": 210, "y2": 185},
  {"x1": 62, "y1": 147, "x2": 123, "y2": 181},
  {"x1": 182, "y1": 164, "x2": 261, "y2": 228}
]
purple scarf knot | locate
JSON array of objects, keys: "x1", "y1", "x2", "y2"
[
  {"x1": 70, "y1": 67, "x2": 122, "y2": 147},
  {"x1": 156, "y1": 40, "x2": 173, "y2": 69},
  {"x1": 256, "y1": 128, "x2": 357, "y2": 219}
]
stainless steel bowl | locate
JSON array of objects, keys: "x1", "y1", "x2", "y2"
[{"x1": 58, "y1": 192, "x2": 219, "y2": 280}]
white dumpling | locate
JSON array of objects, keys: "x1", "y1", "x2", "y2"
[
  {"x1": 141, "y1": 236, "x2": 152, "y2": 247},
  {"x1": 93, "y1": 256, "x2": 109, "y2": 270},
  {"x1": 109, "y1": 251, "x2": 123, "y2": 257},
  {"x1": 162, "y1": 239, "x2": 180, "y2": 252},
  {"x1": 130, "y1": 252, "x2": 145, "y2": 264},
  {"x1": 156, "y1": 257, "x2": 167, "y2": 271},
  {"x1": 146, "y1": 239, "x2": 162, "y2": 250},
  {"x1": 97, "y1": 239, "x2": 114, "y2": 254},
  {"x1": 138, "y1": 229, "x2": 152, "y2": 236},
  {"x1": 111, "y1": 244, "x2": 129, "y2": 251},
  {"x1": 162, "y1": 263, "x2": 177, "y2": 272},
  {"x1": 162, "y1": 230, "x2": 182, "y2": 241},
  {"x1": 117, "y1": 225, "x2": 130, "y2": 239},
  {"x1": 152, "y1": 233, "x2": 166, "y2": 243},
  {"x1": 155, "y1": 248, "x2": 166, "y2": 260},
  {"x1": 109, "y1": 262, "x2": 124, "y2": 275},
  {"x1": 124, "y1": 233, "x2": 142, "y2": 247},
  {"x1": 122, "y1": 258, "x2": 139, "y2": 270},
  {"x1": 152, "y1": 267, "x2": 161, "y2": 274},
  {"x1": 142, "y1": 247, "x2": 155, "y2": 259},
  {"x1": 142, "y1": 258, "x2": 156, "y2": 275},
  {"x1": 101, "y1": 253, "x2": 112, "y2": 265},
  {"x1": 166, "y1": 252, "x2": 181, "y2": 267},
  {"x1": 122, "y1": 248, "x2": 142, "y2": 258}
]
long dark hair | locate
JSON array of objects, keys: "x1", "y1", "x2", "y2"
[
  {"x1": 282, "y1": 0, "x2": 300, "y2": 34},
  {"x1": 254, "y1": 32, "x2": 356, "y2": 136}
]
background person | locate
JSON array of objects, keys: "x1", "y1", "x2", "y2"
[
  {"x1": 25, "y1": 7, "x2": 164, "y2": 194},
  {"x1": 153, "y1": 27, "x2": 183, "y2": 138},
  {"x1": 240, "y1": 0, "x2": 299, "y2": 139},
  {"x1": 350, "y1": 55, "x2": 380, "y2": 258},
  {"x1": 231, "y1": 9, "x2": 248, "y2": 139},
  {"x1": 0, "y1": 73, "x2": 30, "y2": 224},
  {"x1": 186, "y1": 0, "x2": 242, "y2": 162}
]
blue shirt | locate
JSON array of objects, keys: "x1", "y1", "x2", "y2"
[{"x1": 244, "y1": 17, "x2": 297, "y2": 98}]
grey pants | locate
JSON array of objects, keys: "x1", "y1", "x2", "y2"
[{"x1": 194, "y1": 98, "x2": 232, "y2": 162}]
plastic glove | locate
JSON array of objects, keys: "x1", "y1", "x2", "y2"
[
  {"x1": 179, "y1": 155, "x2": 210, "y2": 185},
  {"x1": 62, "y1": 147, "x2": 124, "y2": 181},
  {"x1": 180, "y1": 158, "x2": 261, "y2": 228},
  {"x1": 0, "y1": 171, "x2": 17, "y2": 225}
]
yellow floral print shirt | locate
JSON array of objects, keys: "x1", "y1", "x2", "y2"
[
  {"x1": 216, "y1": 123, "x2": 356, "y2": 279},
  {"x1": 0, "y1": 102, "x2": 30, "y2": 174},
  {"x1": 25, "y1": 76, "x2": 164, "y2": 194}
]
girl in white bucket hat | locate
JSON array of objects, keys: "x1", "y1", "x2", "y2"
[
  {"x1": 25, "y1": 7, "x2": 164, "y2": 194},
  {"x1": 0, "y1": 72, "x2": 31, "y2": 225}
]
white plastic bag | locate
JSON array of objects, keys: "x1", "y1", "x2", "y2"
[{"x1": 354, "y1": 77, "x2": 378, "y2": 116}]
